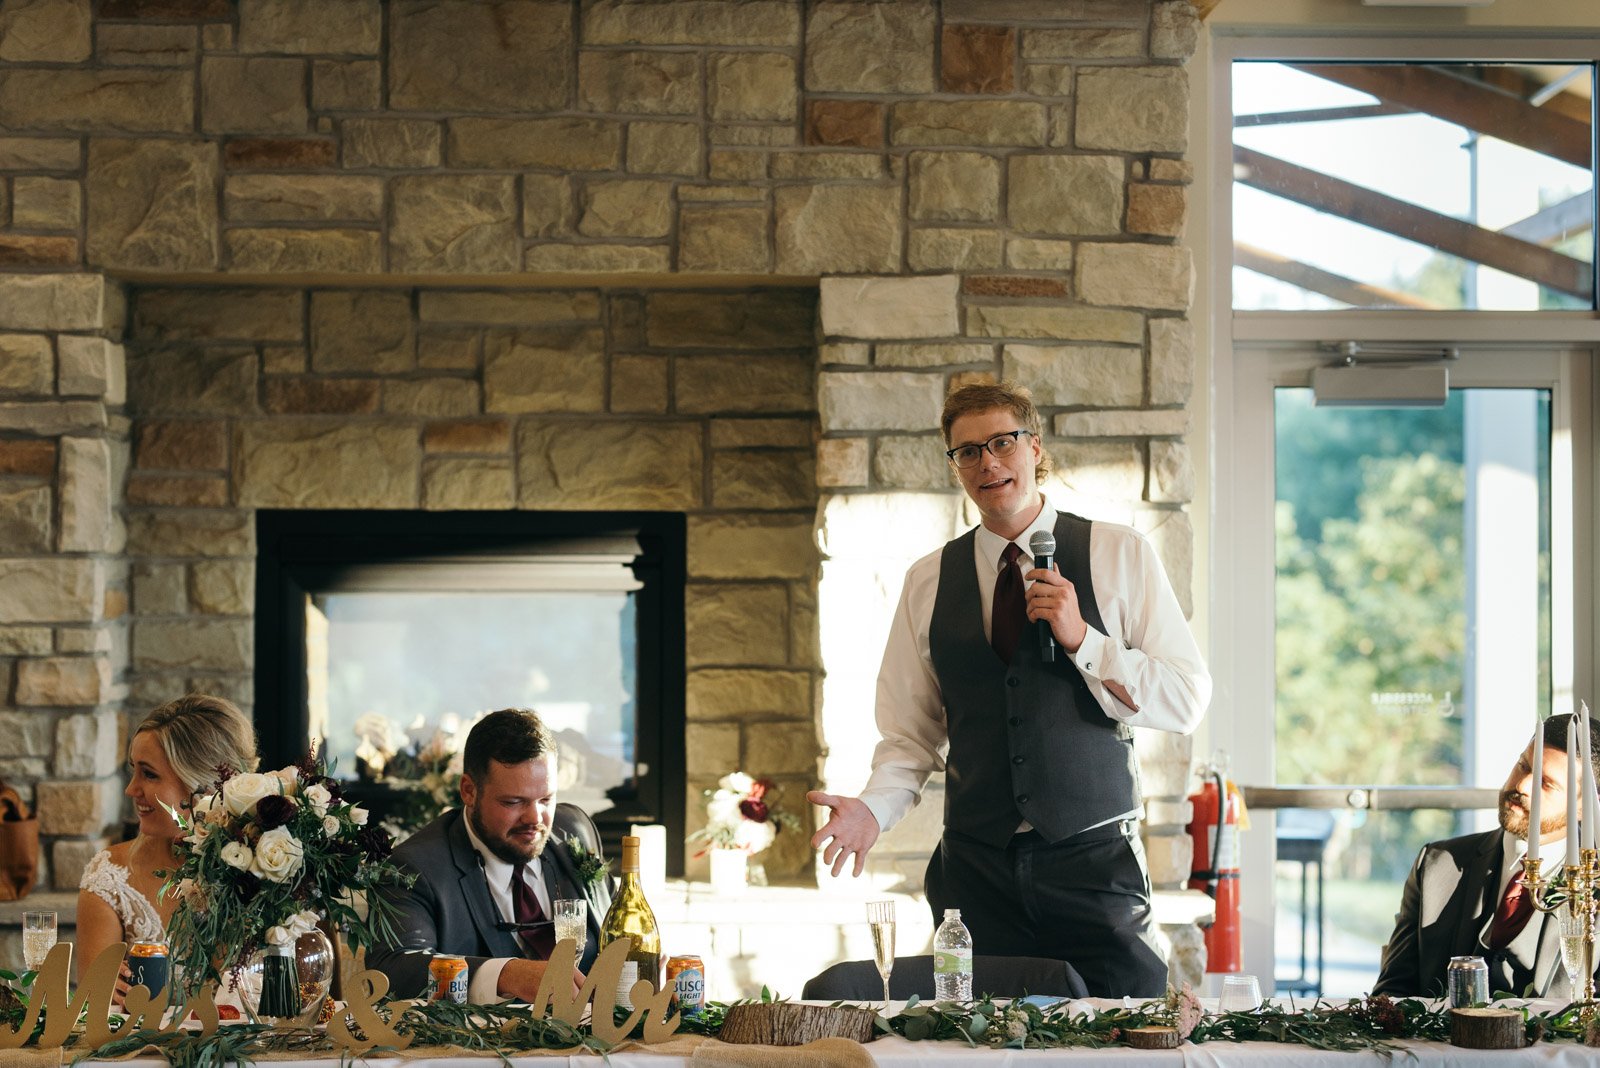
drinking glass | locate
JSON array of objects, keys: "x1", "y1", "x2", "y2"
[
  {"x1": 866, "y1": 901, "x2": 895, "y2": 1012},
  {"x1": 1560, "y1": 901, "x2": 1591, "y2": 991},
  {"x1": 22, "y1": 912, "x2": 56, "y2": 972},
  {"x1": 1219, "y1": 973, "x2": 1263, "y2": 1013},
  {"x1": 553, "y1": 899, "x2": 587, "y2": 946}
]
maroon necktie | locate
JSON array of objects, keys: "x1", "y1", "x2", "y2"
[
  {"x1": 512, "y1": 863, "x2": 556, "y2": 960},
  {"x1": 1487, "y1": 864, "x2": 1534, "y2": 950},
  {"x1": 992, "y1": 543, "x2": 1026, "y2": 664}
]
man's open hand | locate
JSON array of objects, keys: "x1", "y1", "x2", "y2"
[{"x1": 808, "y1": 791, "x2": 879, "y2": 877}]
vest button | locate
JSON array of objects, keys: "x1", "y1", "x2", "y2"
[
  {"x1": 1016, "y1": 794, "x2": 1029, "y2": 805},
  {"x1": 1006, "y1": 677, "x2": 1020, "y2": 688},
  {"x1": 1012, "y1": 755, "x2": 1024, "y2": 765},
  {"x1": 1008, "y1": 717, "x2": 1020, "y2": 727}
]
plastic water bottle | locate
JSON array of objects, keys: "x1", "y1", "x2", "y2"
[{"x1": 932, "y1": 908, "x2": 973, "y2": 1001}]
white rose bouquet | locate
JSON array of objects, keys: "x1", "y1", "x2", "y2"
[
  {"x1": 687, "y1": 771, "x2": 801, "y2": 856},
  {"x1": 162, "y1": 753, "x2": 412, "y2": 1004}
]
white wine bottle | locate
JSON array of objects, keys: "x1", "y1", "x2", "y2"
[{"x1": 598, "y1": 835, "x2": 661, "y2": 1008}]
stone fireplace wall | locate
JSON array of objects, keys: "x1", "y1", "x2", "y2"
[{"x1": 0, "y1": 0, "x2": 1202, "y2": 891}]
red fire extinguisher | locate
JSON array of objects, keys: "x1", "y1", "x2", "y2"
[{"x1": 1186, "y1": 761, "x2": 1246, "y2": 974}]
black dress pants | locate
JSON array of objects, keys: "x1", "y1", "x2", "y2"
[{"x1": 924, "y1": 821, "x2": 1169, "y2": 997}]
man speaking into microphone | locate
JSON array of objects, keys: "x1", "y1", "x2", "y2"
[{"x1": 809, "y1": 382, "x2": 1212, "y2": 996}]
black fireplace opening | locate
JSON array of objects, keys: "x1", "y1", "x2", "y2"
[{"x1": 254, "y1": 509, "x2": 687, "y2": 874}]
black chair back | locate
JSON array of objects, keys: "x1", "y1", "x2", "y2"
[{"x1": 802, "y1": 954, "x2": 1089, "y2": 1001}]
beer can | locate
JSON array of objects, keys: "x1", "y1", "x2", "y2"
[
  {"x1": 665, "y1": 955, "x2": 706, "y2": 1016},
  {"x1": 127, "y1": 941, "x2": 169, "y2": 997},
  {"x1": 429, "y1": 954, "x2": 469, "y2": 1004},
  {"x1": 1447, "y1": 955, "x2": 1489, "y2": 1008}
]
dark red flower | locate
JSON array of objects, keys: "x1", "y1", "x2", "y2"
[
  {"x1": 359, "y1": 827, "x2": 393, "y2": 860},
  {"x1": 739, "y1": 798, "x2": 770, "y2": 823},
  {"x1": 255, "y1": 794, "x2": 295, "y2": 830},
  {"x1": 237, "y1": 872, "x2": 260, "y2": 902}
]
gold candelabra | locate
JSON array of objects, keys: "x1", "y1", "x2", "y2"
[{"x1": 1523, "y1": 848, "x2": 1596, "y2": 1020}]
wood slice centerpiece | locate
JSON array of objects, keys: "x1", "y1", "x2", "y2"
[
  {"x1": 1124, "y1": 1026, "x2": 1182, "y2": 1049},
  {"x1": 1449, "y1": 1007, "x2": 1524, "y2": 1050},
  {"x1": 718, "y1": 1003, "x2": 878, "y2": 1046}
]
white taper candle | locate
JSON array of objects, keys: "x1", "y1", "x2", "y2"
[
  {"x1": 1529, "y1": 715, "x2": 1543, "y2": 846},
  {"x1": 1568, "y1": 725, "x2": 1580, "y2": 867},
  {"x1": 1582, "y1": 702, "x2": 1596, "y2": 851}
]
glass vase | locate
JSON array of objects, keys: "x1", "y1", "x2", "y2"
[{"x1": 243, "y1": 929, "x2": 335, "y2": 1026}]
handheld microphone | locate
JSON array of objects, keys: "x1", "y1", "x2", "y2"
[{"x1": 1028, "y1": 530, "x2": 1057, "y2": 663}]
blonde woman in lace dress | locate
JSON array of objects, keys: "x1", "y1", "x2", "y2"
[{"x1": 77, "y1": 694, "x2": 257, "y2": 1000}]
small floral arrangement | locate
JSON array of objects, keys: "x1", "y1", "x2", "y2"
[
  {"x1": 163, "y1": 753, "x2": 413, "y2": 996},
  {"x1": 687, "y1": 772, "x2": 800, "y2": 856},
  {"x1": 359, "y1": 713, "x2": 481, "y2": 842}
]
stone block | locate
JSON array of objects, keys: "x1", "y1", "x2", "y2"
[
  {"x1": 0, "y1": 137, "x2": 78, "y2": 170},
  {"x1": 202, "y1": 21, "x2": 232, "y2": 46},
  {"x1": 0, "y1": 710, "x2": 51, "y2": 756},
  {"x1": 818, "y1": 343, "x2": 868, "y2": 366},
  {"x1": 819, "y1": 372, "x2": 943, "y2": 432},
  {"x1": 805, "y1": 100, "x2": 883, "y2": 148},
  {"x1": 125, "y1": 474, "x2": 225, "y2": 507},
  {"x1": 675, "y1": 354, "x2": 811, "y2": 415},
  {"x1": 53, "y1": 710, "x2": 119, "y2": 777},
  {"x1": 1021, "y1": 62, "x2": 1074, "y2": 98},
  {"x1": 125, "y1": 510, "x2": 252, "y2": 557},
  {"x1": 1139, "y1": 508, "x2": 1193, "y2": 617},
  {"x1": 313, "y1": 59, "x2": 380, "y2": 111},
  {"x1": 1150, "y1": 158, "x2": 1194, "y2": 184},
  {"x1": 382, "y1": 378, "x2": 480, "y2": 418},
  {"x1": 1152, "y1": 1, "x2": 1200, "y2": 60},
  {"x1": 0, "y1": 485, "x2": 51, "y2": 553},
  {"x1": 517, "y1": 419, "x2": 702, "y2": 511},
  {"x1": 38, "y1": 780, "x2": 113, "y2": 836},
  {"x1": 262, "y1": 377, "x2": 380, "y2": 415},
  {"x1": 423, "y1": 457, "x2": 514, "y2": 510},
  {"x1": 420, "y1": 290, "x2": 598, "y2": 325},
  {"x1": 1003, "y1": 344, "x2": 1141, "y2": 408},
  {"x1": 1144, "y1": 831, "x2": 1193, "y2": 885},
  {"x1": 577, "y1": 179, "x2": 673, "y2": 239},
  {"x1": 57, "y1": 436, "x2": 111, "y2": 553},
  {"x1": 136, "y1": 288, "x2": 300, "y2": 343},
  {"x1": 523, "y1": 245, "x2": 670, "y2": 272},
  {"x1": 135, "y1": 419, "x2": 226, "y2": 471},
  {"x1": 678, "y1": 206, "x2": 769, "y2": 273},
  {"x1": 687, "y1": 668, "x2": 811, "y2": 720},
  {"x1": 712, "y1": 451, "x2": 814, "y2": 510},
  {"x1": 449, "y1": 117, "x2": 621, "y2": 171},
  {"x1": 189, "y1": 559, "x2": 253, "y2": 615},
  {"x1": 744, "y1": 723, "x2": 819, "y2": 777},
  {"x1": 579, "y1": 50, "x2": 699, "y2": 115},
  {"x1": 805, "y1": 0, "x2": 935, "y2": 94},
  {"x1": 1145, "y1": 798, "x2": 1194, "y2": 827},
  {"x1": 967, "y1": 305, "x2": 1143, "y2": 344},
  {"x1": 234, "y1": 421, "x2": 419, "y2": 508},
  {"x1": 1076, "y1": 67, "x2": 1189, "y2": 153},
  {"x1": 964, "y1": 276, "x2": 1070, "y2": 299},
  {"x1": 685, "y1": 583, "x2": 788, "y2": 668},
  {"x1": 0, "y1": 274, "x2": 106, "y2": 333},
  {"x1": 133, "y1": 562, "x2": 185, "y2": 617},
  {"x1": 1008, "y1": 154, "x2": 1122, "y2": 235},
  {"x1": 709, "y1": 52, "x2": 796, "y2": 121},
  {"x1": 0, "y1": 69, "x2": 191, "y2": 133},
  {"x1": 645, "y1": 290, "x2": 815, "y2": 349},
  {"x1": 609, "y1": 354, "x2": 667, "y2": 413},
  {"x1": 390, "y1": 0, "x2": 571, "y2": 113},
  {"x1": 907, "y1": 228, "x2": 1003, "y2": 271},
  {"x1": 309, "y1": 290, "x2": 413, "y2": 373},
  {"x1": 775, "y1": 184, "x2": 901, "y2": 275},
  {"x1": 816, "y1": 438, "x2": 867, "y2": 487},
  {"x1": 875, "y1": 343, "x2": 988, "y2": 367},
  {"x1": 1150, "y1": 317, "x2": 1193, "y2": 406},
  {"x1": 237, "y1": 0, "x2": 380, "y2": 54},
  {"x1": 418, "y1": 331, "x2": 479, "y2": 370},
  {"x1": 522, "y1": 174, "x2": 576, "y2": 238},
  {"x1": 86, "y1": 140, "x2": 218, "y2": 272},
  {"x1": 58, "y1": 337, "x2": 124, "y2": 403},
  {"x1": 0, "y1": 440, "x2": 54, "y2": 477},
  {"x1": 942, "y1": 24, "x2": 1012, "y2": 94},
  {"x1": 423, "y1": 419, "x2": 510, "y2": 454},
  {"x1": 483, "y1": 326, "x2": 606, "y2": 414},
  {"x1": 627, "y1": 122, "x2": 702, "y2": 176},
  {"x1": 891, "y1": 101, "x2": 1047, "y2": 147},
  {"x1": 1049, "y1": 440, "x2": 1143, "y2": 500},
  {"x1": 16, "y1": 655, "x2": 109, "y2": 706},
  {"x1": 52, "y1": 836, "x2": 108, "y2": 891},
  {"x1": 0, "y1": 234, "x2": 78, "y2": 267},
  {"x1": 126, "y1": 347, "x2": 258, "y2": 416},
  {"x1": 12, "y1": 177, "x2": 79, "y2": 230},
  {"x1": 1023, "y1": 27, "x2": 1142, "y2": 58},
  {"x1": 0, "y1": 0, "x2": 90, "y2": 62},
  {"x1": 710, "y1": 418, "x2": 811, "y2": 448},
  {"x1": 1055, "y1": 409, "x2": 1190, "y2": 437},
  {"x1": 908, "y1": 152, "x2": 999, "y2": 222},
  {"x1": 223, "y1": 138, "x2": 339, "y2": 170},
  {"x1": 390, "y1": 175, "x2": 518, "y2": 273},
  {"x1": 818, "y1": 275, "x2": 957, "y2": 340},
  {"x1": 768, "y1": 152, "x2": 882, "y2": 180},
  {"x1": 0, "y1": 400, "x2": 106, "y2": 436},
  {"x1": 0, "y1": 334, "x2": 52, "y2": 395},
  {"x1": 688, "y1": 515, "x2": 816, "y2": 581},
  {"x1": 0, "y1": 628, "x2": 50, "y2": 657},
  {"x1": 685, "y1": 724, "x2": 741, "y2": 777},
  {"x1": 342, "y1": 119, "x2": 444, "y2": 171},
  {"x1": 1006, "y1": 237, "x2": 1074, "y2": 270},
  {"x1": 1128, "y1": 183, "x2": 1187, "y2": 237},
  {"x1": 1079, "y1": 243, "x2": 1193, "y2": 311},
  {"x1": 201, "y1": 56, "x2": 307, "y2": 135},
  {"x1": 583, "y1": 1, "x2": 798, "y2": 46},
  {"x1": 1150, "y1": 440, "x2": 1194, "y2": 503},
  {"x1": 874, "y1": 436, "x2": 949, "y2": 490},
  {"x1": 708, "y1": 150, "x2": 765, "y2": 181},
  {"x1": 134, "y1": 619, "x2": 251, "y2": 672},
  {"x1": 224, "y1": 174, "x2": 383, "y2": 223}
]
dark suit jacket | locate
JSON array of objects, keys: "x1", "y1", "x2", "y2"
[
  {"x1": 1373, "y1": 828, "x2": 1574, "y2": 999},
  {"x1": 367, "y1": 804, "x2": 614, "y2": 999}
]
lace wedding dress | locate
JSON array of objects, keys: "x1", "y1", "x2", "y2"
[{"x1": 79, "y1": 849, "x2": 165, "y2": 943}]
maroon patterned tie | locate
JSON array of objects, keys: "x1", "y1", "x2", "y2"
[
  {"x1": 1487, "y1": 864, "x2": 1534, "y2": 950},
  {"x1": 512, "y1": 862, "x2": 556, "y2": 960},
  {"x1": 992, "y1": 543, "x2": 1026, "y2": 664}
]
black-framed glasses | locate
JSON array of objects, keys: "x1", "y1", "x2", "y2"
[{"x1": 946, "y1": 430, "x2": 1031, "y2": 469}]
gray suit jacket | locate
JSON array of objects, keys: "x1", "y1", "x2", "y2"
[
  {"x1": 1373, "y1": 828, "x2": 1574, "y2": 999},
  {"x1": 367, "y1": 804, "x2": 614, "y2": 999}
]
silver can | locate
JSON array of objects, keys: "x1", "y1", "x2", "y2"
[{"x1": 1447, "y1": 955, "x2": 1489, "y2": 1007}]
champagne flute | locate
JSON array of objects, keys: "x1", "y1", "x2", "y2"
[
  {"x1": 1560, "y1": 901, "x2": 1591, "y2": 991},
  {"x1": 553, "y1": 899, "x2": 587, "y2": 946},
  {"x1": 866, "y1": 901, "x2": 895, "y2": 1012},
  {"x1": 22, "y1": 912, "x2": 56, "y2": 973}
]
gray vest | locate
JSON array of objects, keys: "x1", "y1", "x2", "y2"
[{"x1": 928, "y1": 512, "x2": 1141, "y2": 848}]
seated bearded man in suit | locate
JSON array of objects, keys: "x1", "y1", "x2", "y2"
[
  {"x1": 1374, "y1": 712, "x2": 1600, "y2": 999},
  {"x1": 369, "y1": 708, "x2": 613, "y2": 1001}
]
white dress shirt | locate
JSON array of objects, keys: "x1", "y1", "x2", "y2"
[
  {"x1": 461, "y1": 815, "x2": 551, "y2": 1004},
  {"x1": 860, "y1": 496, "x2": 1212, "y2": 835}
]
